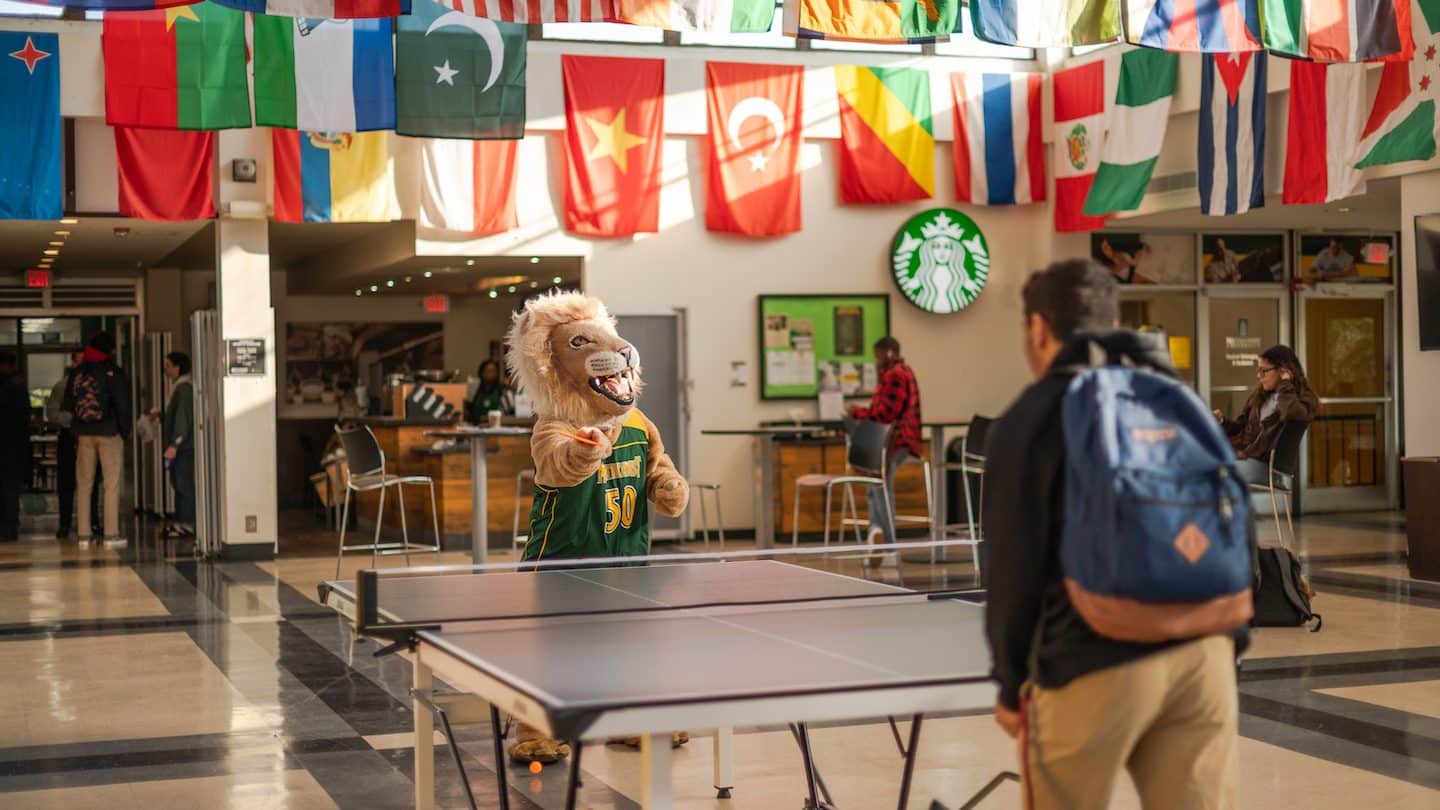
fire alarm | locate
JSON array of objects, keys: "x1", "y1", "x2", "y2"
[{"x1": 231, "y1": 158, "x2": 257, "y2": 183}]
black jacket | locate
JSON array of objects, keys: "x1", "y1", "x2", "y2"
[
  {"x1": 63, "y1": 358, "x2": 132, "y2": 439},
  {"x1": 0, "y1": 372, "x2": 30, "y2": 483},
  {"x1": 982, "y1": 330, "x2": 1251, "y2": 710}
]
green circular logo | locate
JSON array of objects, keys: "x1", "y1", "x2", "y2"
[{"x1": 889, "y1": 208, "x2": 990, "y2": 315}]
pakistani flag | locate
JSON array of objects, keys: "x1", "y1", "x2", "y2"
[
  {"x1": 1083, "y1": 49, "x2": 1178, "y2": 216},
  {"x1": 396, "y1": 0, "x2": 526, "y2": 139},
  {"x1": 1356, "y1": 0, "x2": 1440, "y2": 169}
]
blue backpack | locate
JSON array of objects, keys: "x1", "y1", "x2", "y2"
[{"x1": 1060, "y1": 346, "x2": 1254, "y2": 643}]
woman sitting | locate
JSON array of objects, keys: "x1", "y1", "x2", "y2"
[
  {"x1": 467, "y1": 358, "x2": 514, "y2": 424},
  {"x1": 1213, "y1": 345, "x2": 1319, "y2": 481}
]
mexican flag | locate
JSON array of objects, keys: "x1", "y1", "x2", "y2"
[
  {"x1": 101, "y1": 2, "x2": 250, "y2": 130},
  {"x1": 1083, "y1": 48, "x2": 1178, "y2": 216},
  {"x1": 1356, "y1": 0, "x2": 1440, "y2": 168}
]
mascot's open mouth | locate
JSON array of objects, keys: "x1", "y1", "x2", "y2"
[{"x1": 590, "y1": 367, "x2": 636, "y2": 406}]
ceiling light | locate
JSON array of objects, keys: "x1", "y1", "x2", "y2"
[
  {"x1": 488, "y1": 290, "x2": 498, "y2": 299},
  {"x1": 405, "y1": 276, "x2": 413, "y2": 283},
  {"x1": 59, "y1": 218, "x2": 78, "y2": 225},
  {"x1": 552, "y1": 276, "x2": 563, "y2": 284},
  {"x1": 1337, "y1": 207, "x2": 1352, "y2": 213},
  {"x1": 424, "y1": 271, "x2": 433, "y2": 278},
  {"x1": 355, "y1": 290, "x2": 362, "y2": 296},
  {"x1": 465, "y1": 259, "x2": 476, "y2": 266},
  {"x1": 530, "y1": 281, "x2": 539, "y2": 288},
  {"x1": 53, "y1": 230, "x2": 69, "y2": 237},
  {"x1": 43, "y1": 249, "x2": 58, "y2": 256},
  {"x1": 529, "y1": 257, "x2": 540, "y2": 264},
  {"x1": 386, "y1": 280, "x2": 395, "y2": 287},
  {"x1": 507, "y1": 285, "x2": 516, "y2": 293},
  {"x1": 48, "y1": 241, "x2": 64, "y2": 247},
  {"x1": 370, "y1": 285, "x2": 379, "y2": 292}
]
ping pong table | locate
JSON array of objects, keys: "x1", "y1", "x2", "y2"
[{"x1": 320, "y1": 559, "x2": 994, "y2": 810}]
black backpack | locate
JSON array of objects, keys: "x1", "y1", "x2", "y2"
[
  {"x1": 1253, "y1": 546, "x2": 1321, "y2": 631},
  {"x1": 69, "y1": 364, "x2": 112, "y2": 425}
]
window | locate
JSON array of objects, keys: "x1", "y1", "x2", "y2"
[
  {"x1": 680, "y1": 5, "x2": 793, "y2": 49},
  {"x1": 543, "y1": 22, "x2": 665, "y2": 44}
]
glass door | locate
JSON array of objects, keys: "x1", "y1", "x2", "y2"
[
  {"x1": 1202, "y1": 292, "x2": 1287, "y2": 417},
  {"x1": 1296, "y1": 288, "x2": 1398, "y2": 511},
  {"x1": 1119, "y1": 290, "x2": 1198, "y2": 388}
]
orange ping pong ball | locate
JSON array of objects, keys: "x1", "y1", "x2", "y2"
[{"x1": 529, "y1": 761, "x2": 543, "y2": 774}]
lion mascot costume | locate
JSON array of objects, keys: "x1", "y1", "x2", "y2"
[{"x1": 504, "y1": 291, "x2": 690, "y2": 763}]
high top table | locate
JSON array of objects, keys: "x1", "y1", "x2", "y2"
[
  {"x1": 426, "y1": 426, "x2": 532, "y2": 564},
  {"x1": 700, "y1": 426, "x2": 833, "y2": 548}
]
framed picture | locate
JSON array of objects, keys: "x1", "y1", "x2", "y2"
[
  {"x1": 757, "y1": 294, "x2": 890, "y2": 400},
  {"x1": 1298, "y1": 233, "x2": 1396, "y2": 283},
  {"x1": 1200, "y1": 233, "x2": 1286, "y2": 283},
  {"x1": 1090, "y1": 233, "x2": 1197, "y2": 285}
]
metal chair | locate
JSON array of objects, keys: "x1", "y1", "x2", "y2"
[
  {"x1": 333, "y1": 424, "x2": 442, "y2": 577},
  {"x1": 791, "y1": 420, "x2": 896, "y2": 547},
  {"x1": 1248, "y1": 420, "x2": 1309, "y2": 549},
  {"x1": 947, "y1": 415, "x2": 993, "y2": 542},
  {"x1": 513, "y1": 468, "x2": 535, "y2": 549},
  {"x1": 691, "y1": 483, "x2": 726, "y2": 551}
]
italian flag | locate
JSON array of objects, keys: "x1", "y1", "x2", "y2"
[
  {"x1": 1356, "y1": 0, "x2": 1440, "y2": 169},
  {"x1": 101, "y1": 2, "x2": 250, "y2": 131},
  {"x1": 1083, "y1": 48, "x2": 1178, "y2": 217}
]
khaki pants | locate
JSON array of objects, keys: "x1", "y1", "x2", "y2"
[
  {"x1": 76, "y1": 434, "x2": 124, "y2": 538},
  {"x1": 1024, "y1": 635, "x2": 1238, "y2": 810}
]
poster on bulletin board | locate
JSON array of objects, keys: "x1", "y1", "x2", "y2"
[{"x1": 758, "y1": 294, "x2": 890, "y2": 400}]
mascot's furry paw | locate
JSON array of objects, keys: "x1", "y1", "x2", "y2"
[
  {"x1": 652, "y1": 474, "x2": 689, "y2": 517},
  {"x1": 608, "y1": 732, "x2": 691, "y2": 749},
  {"x1": 508, "y1": 737, "x2": 572, "y2": 765}
]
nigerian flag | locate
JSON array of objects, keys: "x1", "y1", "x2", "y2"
[
  {"x1": 1083, "y1": 49, "x2": 1178, "y2": 216},
  {"x1": 1356, "y1": 0, "x2": 1440, "y2": 168}
]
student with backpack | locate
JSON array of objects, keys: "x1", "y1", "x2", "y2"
[
  {"x1": 62, "y1": 332, "x2": 132, "y2": 547},
  {"x1": 983, "y1": 259, "x2": 1253, "y2": 810}
]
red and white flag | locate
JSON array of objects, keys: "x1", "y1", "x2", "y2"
[
  {"x1": 440, "y1": 0, "x2": 608, "y2": 22},
  {"x1": 705, "y1": 61, "x2": 803, "y2": 237},
  {"x1": 1052, "y1": 60, "x2": 1107, "y2": 232},
  {"x1": 1284, "y1": 60, "x2": 1367, "y2": 205},
  {"x1": 115, "y1": 126, "x2": 215, "y2": 221},
  {"x1": 418, "y1": 138, "x2": 518, "y2": 236},
  {"x1": 563, "y1": 54, "x2": 665, "y2": 237}
]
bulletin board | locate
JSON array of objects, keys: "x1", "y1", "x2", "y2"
[{"x1": 758, "y1": 294, "x2": 890, "y2": 401}]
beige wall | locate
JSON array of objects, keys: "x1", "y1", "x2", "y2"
[{"x1": 1400, "y1": 172, "x2": 1440, "y2": 457}]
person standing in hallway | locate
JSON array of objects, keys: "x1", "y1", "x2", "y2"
[
  {"x1": 45, "y1": 350, "x2": 86, "y2": 539},
  {"x1": 0, "y1": 351, "x2": 31, "y2": 543},
  {"x1": 849, "y1": 336, "x2": 923, "y2": 563},
  {"x1": 161, "y1": 352, "x2": 195, "y2": 536},
  {"x1": 63, "y1": 332, "x2": 132, "y2": 547},
  {"x1": 467, "y1": 358, "x2": 514, "y2": 423}
]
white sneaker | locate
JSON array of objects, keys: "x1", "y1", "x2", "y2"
[{"x1": 102, "y1": 536, "x2": 128, "y2": 548}]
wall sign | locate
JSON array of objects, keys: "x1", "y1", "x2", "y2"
[
  {"x1": 889, "y1": 208, "x2": 990, "y2": 314},
  {"x1": 226, "y1": 338, "x2": 267, "y2": 376}
]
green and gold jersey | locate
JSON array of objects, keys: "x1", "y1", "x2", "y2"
[{"x1": 523, "y1": 410, "x2": 652, "y2": 562}]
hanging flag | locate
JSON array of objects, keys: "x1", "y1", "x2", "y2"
[
  {"x1": 705, "y1": 62, "x2": 803, "y2": 237},
  {"x1": 1284, "y1": 60, "x2": 1368, "y2": 204},
  {"x1": 12, "y1": 0, "x2": 200, "y2": 9},
  {"x1": 253, "y1": 17, "x2": 395, "y2": 133},
  {"x1": 1198, "y1": 52, "x2": 1267, "y2": 216},
  {"x1": 787, "y1": 0, "x2": 960, "y2": 43},
  {"x1": 397, "y1": 0, "x2": 527, "y2": 139},
  {"x1": 1260, "y1": 0, "x2": 1404, "y2": 61},
  {"x1": 1356, "y1": 0, "x2": 1440, "y2": 168},
  {"x1": 102, "y1": 2, "x2": 250, "y2": 130},
  {"x1": 0, "y1": 32, "x2": 62, "y2": 220},
  {"x1": 210, "y1": 0, "x2": 409, "y2": 16},
  {"x1": 1084, "y1": 49, "x2": 1177, "y2": 216},
  {"x1": 272, "y1": 130, "x2": 398, "y2": 223},
  {"x1": 115, "y1": 127, "x2": 216, "y2": 221},
  {"x1": 1052, "y1": 60, "x2": 1107, "y2": 232},
  {"x1": 438, "y1": 0, "x2": 606, "y2": 22},
  {"x1": 563, "y1": 54, "x2": 665, "y2": 237},
  {"x1": 612, "y1": 0, "x2": 774, "y2": 31},
  {"x1": 833, "y1": 66, "x2": 934, "y2": 203},
  {"x1": 951, "y1": 72, "x2": 1045, "y2": 206},
  {"x1": 1122, "y1": 0, "x2": 1261, "y2": 51},
  {"x1": 969, "y1": 0, "x2": 1119, "y2": 46},
  {"x1": 417, "y1": 138, "x2": 518, "y2": 235}
]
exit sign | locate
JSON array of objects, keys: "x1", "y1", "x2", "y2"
[
  {"x1": 423, "y1": 294, "x2": 450, "y2": 314},
  {"x1": 1362, "y1": 241, "x2": 1390, "y2": 265},
  {"x1": 25, "y1": 269, "x2": 51, "y2": 288}
]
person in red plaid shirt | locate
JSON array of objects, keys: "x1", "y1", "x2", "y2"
[{"x1": 850, "y1": 336, "x2": 923, "y2": 557}]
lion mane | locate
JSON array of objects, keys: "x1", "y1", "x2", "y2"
[{"x1": 504, "y1": 291, "x2": 643, "y2": 427}]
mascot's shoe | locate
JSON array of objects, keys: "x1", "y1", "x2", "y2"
[
  {"x1": 608, "y1": 731, "x2": 691, "y2": 749},
  {"x1": 508, "y1": 737, "x2": 572, "y2": 765}
]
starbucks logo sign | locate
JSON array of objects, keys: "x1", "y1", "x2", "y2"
[{"x1": 889, "y1": 208, "x2": 990, "y2": 314}]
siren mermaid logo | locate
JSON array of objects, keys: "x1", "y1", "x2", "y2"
[
  {"x1": 890, "y1": 208, "x2": 990, "y2": 315},
  {"x1": 1066, "y1": 123, "x2": 1090, "y2": 171}
]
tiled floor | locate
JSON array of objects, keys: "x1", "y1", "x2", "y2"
[{"x1": 0, "y1": 512, "x2": 1437, "y2": 808}]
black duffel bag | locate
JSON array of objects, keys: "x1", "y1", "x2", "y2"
[{"x1": 1253, "y1": 546, "x2": 1322, "y2": 631}]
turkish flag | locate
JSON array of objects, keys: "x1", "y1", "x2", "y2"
[
  {"x1": 114, "y1": 126, "x2": 216, "y2": 221},
  {"x1": 563, "y1": 55, "x2": 665, "y2": 237},
  {"x1": 706, "y1": 62, "x2": 802, "y2": 237}
]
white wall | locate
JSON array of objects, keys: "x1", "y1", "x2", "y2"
[{"x1": 1400, "y1": 172, "x2": 1440, "y2": 457}]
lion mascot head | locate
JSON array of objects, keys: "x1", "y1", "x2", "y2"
[{"x1": 505, "y1": 292, "x2": 642, "y2": 428}]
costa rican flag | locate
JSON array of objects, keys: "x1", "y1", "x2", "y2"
[
  {"x1": 951, "y1": 72, "x2": 1046, "y2": 206},
  {"x1": 1198, "y1": 52, "x2": 1267, "y2": 216},
  {"x1": 440, "y1": 0, "x2": 608, "y2": 22}
]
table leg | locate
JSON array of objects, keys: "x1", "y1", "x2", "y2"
[
  {"x1": 640, "y1": 732, "x2": 673, "y2": 809},
  {"x1": 930, "y1": 427, "x2": 947, "y2": 562},
  {"x1": 713, "y1": 727, "x2": 734, "y2": 799},
  {"x1": 470, "y1": 438, "x2": 489, "y2": 565},
  {"x1": 413, "y1": 659, "x2": 435, "y2": 810},
  {"x1": 754, "y1": 435, "x2": 775, "y2": 550}
]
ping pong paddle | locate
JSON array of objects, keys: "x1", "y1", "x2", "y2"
[{"x1": 561, "y1": 431, "x2": 600, "y2": 447}]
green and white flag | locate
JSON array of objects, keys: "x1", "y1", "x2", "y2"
[
  {"x1": 1356, "y1": 0, "x2": 1440, "y2": 169},
  {"x1": 1083, "y1": 48, "x2": 1178, "y2": 217},
  {"x1": 396, "y1": 0, "x2": 527, "y2": 139}
]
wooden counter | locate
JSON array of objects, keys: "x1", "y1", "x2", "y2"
[{"x1": 776, "y1": 437, "x2": 931, "y2": 539}]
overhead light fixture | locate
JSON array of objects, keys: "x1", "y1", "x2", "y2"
[
  {"x1": 59, "y1": 218, "x2": 78, "y2": 225},
  {"x1": 488, "y1": 290, "x2": 498, "y2": 299},
  {"x1": 355, "y1": 290, "x2": 362, "y2": 296},
  {"x1": 53, "y1": 230, "x2": 69, "y2": 237},
  {"x1": 370, "y1": 285, "x2": 379, "y2": 292},
  {"x1": 507, "y1": 285, "x2": 517, "y2": 293},
  {"x1": 43, "y1": 249, "x2": 58, "y2": 256},
  {"x1": 465, "y1": 259, "x2": 476, "y2": 266},
  {"x1": 386, "y1": 280, "x2": 395, "y2": 287},
  {"x1": 476, "y1": 274, "x2": 529, "y2": 291},
  {"x1": 530, "y1": 281, "x2": 539, "y2": 288},
  {"x1": 529, "y1": 257, "x2": 540, "y2": 264},
  {"x1": 48, "y1": 241, "x2": 64, "y2": 247},
  {"x1": 405, "y1": 276, "x2": 413, "y2": 283},
  {"x1": 1337, "y1": 207, "x2": 1352, "y2": 213},
  {"x1": 552, "y1": 276, "x2": 563, "y2": 284},
  {"x1": 424, "y1": 271, "x2": 433, "y2": 278}
]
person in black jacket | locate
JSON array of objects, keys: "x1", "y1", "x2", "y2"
[
  {"x1": 0, "y1": 351, "x2": 31, "y2": 543},
  {"x1": 984, "y1": 259, "x2": 1244, "y2": 810},
  {"x1": 62, "y1": 332, "x2": 132, "y2": 547}
]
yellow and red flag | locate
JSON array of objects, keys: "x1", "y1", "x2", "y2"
[
  {"x1": 789, "y1": 0, "x2": 959, "y2": 43},
  {"x1": 833, "y1": 65, "x2": 934, "y2": 203},
  {"x1": 563, "y1": 54, "x2": 665, "y2": 237}
]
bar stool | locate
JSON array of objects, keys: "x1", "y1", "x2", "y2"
[
  {"x1": 512, "y1": 468, "x2": 535, "y2": 548},
  {"x1": 691, "y1": 483, "x2": 726, "y2": 551},
  {"x1": 333, "y1": 424, "x2": 443, "y2": 578},
  {"x1": 791, "y1": 421, "x2": 896, "y2": 547}
]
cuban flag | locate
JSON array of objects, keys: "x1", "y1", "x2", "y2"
[
  {"x1": 951, "y1": 72, "x2": 1046, "y2": 206},
  {"x1": 210, "y1": 0, "x2": 410, "y2": 18},
  {"x1": 1123, "y1": 0, "x2": 1262, "y2": 52},
  {"x1": 1198, "y1": 52, "x2": 1266, "y2": 216}
]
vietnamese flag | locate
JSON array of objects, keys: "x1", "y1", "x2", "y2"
[
  {"x1": 563, "y1": 55, "x2": 665, "y2": 237},
  {"x1": 102, "y1": 1, "x2": 250, "y2": 131},
  {"x1": 705, "y1": 62, "x2": 803, "y2": 237},
  {"x1": 115, "y1": 127, "x2": 216, "y2": 221}
]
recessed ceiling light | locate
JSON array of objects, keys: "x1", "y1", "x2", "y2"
[
  {"x1": 552, "y1": 276, "x2": 562, "y2": 284},
  {"x1": 355, "y1": 290, "x2": 362, "y2": 296},
  {"x1": 424, "y1": 271, "x2": 433, "y2": 278},
  {"x1": 488, "y1": 290, "x2": 498, "y2": 299},
  {"x1": 59, "y1": 218, "x2": 78, "y2": 225},
  {"x1": 530, "y1": 281, "x2": 539, "y2": 288},
  {"x1": 43, "y1": 249, "x2": 58, "y2": 256},
  {"x1": 466, "y1": 259, "x2": 476, "y2": 266},
  {"x1": 507, "y1": 285, "x2": 516, "y2": 293},
  {"x1": 1337, "y1": 207, "x2": 1352, "y2": 213},
  {"x1": 386, "y1": 280, "x2": 395, "y2": 287},
  {"x1": 405, "y1": 276, "x2": 413, "y2": 283},
  {"x1": 48, "y1": 241, "x2": 64, "y2": 246},
  {"x1": 370, "y1": 285, "x2": 379, "y2": 292},
  {"x1": 53, "y1": 230, "x2": 69, "y2": 237},
  {"x1": 529, "y1": 257, "x2": 540, "y2": 264}
]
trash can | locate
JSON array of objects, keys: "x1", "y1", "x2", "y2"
[{"x1": 1403, "y1": 457, "x2": 1440, "y2": 582}]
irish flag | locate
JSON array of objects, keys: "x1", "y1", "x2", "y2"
[
  {"x1": 101, "y1": 2, "x2": 250, "y2": 130},
  {"x1": 1356, "y1": 0, "x2": 1440, "y2": 169},
  {"x1": 833, "y1": 66, "x2": 934, "y2": 203},
  {"x1": 1084, "y1": 48, "x2": 1177, "y2": 216},
  {"x1": 272, "y1": 130, "x2": 398, "y2": 223}
]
